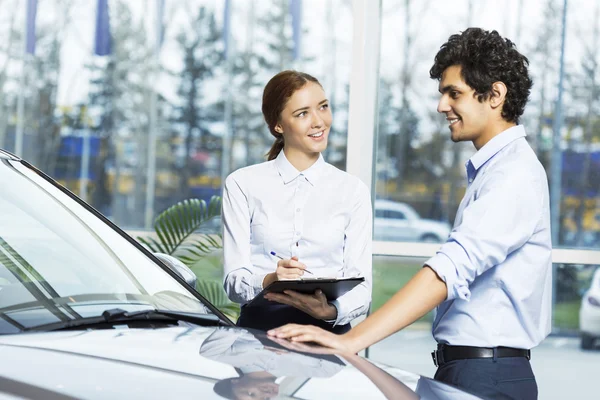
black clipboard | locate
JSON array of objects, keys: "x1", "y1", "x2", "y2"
[{"x1": 245, "y1": 277, "x2": 364, "y2": 308}]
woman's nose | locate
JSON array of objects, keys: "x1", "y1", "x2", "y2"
[{"x1": 311, "y1": 111, "x2": 324, "y2": 128}]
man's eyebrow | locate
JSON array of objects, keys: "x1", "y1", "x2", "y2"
[{"x1": 439, "y1": 84, "x2": 460, "y2": 94}]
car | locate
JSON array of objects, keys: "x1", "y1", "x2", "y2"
[
  {"x1": 374, "y1": 199, "x2": 451, "y2": 243},
  {"x1": 0, "y1": 149, "x2": 481, "y2": 399},
  {"x1": 579, "y1": 268, "x2": 600, "y2": 349}
]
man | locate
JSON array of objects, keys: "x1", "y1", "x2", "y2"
[{"x1": 268, "y1": 28, "x2": 552, "y2": 400}]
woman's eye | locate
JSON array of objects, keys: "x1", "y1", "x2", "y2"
[
  {"x1": 296, "y1": 111, "x2": 306, "y2": 117},
  {"x1": 321, "y1": 104, "x2": 329, "y2": 110}
]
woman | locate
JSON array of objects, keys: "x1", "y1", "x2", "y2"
[{"x1": 222, "y1": 70, "x2": 372, "y2": 333}]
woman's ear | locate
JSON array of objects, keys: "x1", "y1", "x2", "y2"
[
  {"x1": 490, "y1": 81, "x2": 507, "y2": 109},
  {"x1": 274, "y1": 124, "x2": 283, "y2": 134}
]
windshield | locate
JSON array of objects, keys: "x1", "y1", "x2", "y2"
[{"x1": 0, "y1": 156, "x2": 217, "y2": 334}]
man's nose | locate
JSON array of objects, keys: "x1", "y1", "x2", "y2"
[{"x1": 437, "y1": 96, "x2": 450, "y2": 114}]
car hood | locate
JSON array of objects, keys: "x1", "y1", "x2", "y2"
[{"x1": 0, "y1": 326, "x2": 480, "y2": 399}]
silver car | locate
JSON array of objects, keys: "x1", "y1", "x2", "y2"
[
  {"x1": 0, "y1": 149, "x2": 481, "y2": 399},
  {"x1": 374, "y1": 200, "x2": 451, "y2": 243}
]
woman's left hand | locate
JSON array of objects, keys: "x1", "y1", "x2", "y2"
[{"x1": 264, "y1": 289, "x2": 337, "y2": 320}]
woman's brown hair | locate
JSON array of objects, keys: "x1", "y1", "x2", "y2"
[{"x1": 262, "y1": 70, "x2": 322, "y2": 161}]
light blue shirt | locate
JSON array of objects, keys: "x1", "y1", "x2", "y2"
[
  {"x1": 426, "y1": 125, "x2": 552, "y2": 349},
  {"x1": 222, "y1": 151, "x2": 372, "y2": 326}
]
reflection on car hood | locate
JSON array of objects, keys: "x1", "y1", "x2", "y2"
[{"x1": 0, "y1": 326, "x2": 481, "y2": 399}]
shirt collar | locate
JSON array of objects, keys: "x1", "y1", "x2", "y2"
[
  {"x1": 274, "y1": 151, "x2": 326, "y2": 186},
  {"x1": 469, "y1": 125, "x2": 527, "y2": 171}
]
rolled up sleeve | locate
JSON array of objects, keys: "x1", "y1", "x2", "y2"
[
  {"x1": 426, "y1": 170, "x2": 543, "y2": 302},
  {"x1": 330, "y1": 181, "x2": 373, "y2": 325}
]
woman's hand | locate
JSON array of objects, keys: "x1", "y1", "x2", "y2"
[
  {"x1": 262, "y1": 256, "x2": 308, "y2": 288},
  {"x1": 267, "y1": 324, "x2": 356, "y2": 354},
  {"x1": 264, "y1": 289, "x2": 337, "y2": 320}
]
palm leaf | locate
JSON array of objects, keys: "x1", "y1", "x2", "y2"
[
  {"x1": 196, "y1": 279, "x2": 240, "y2": 320},
  {"x1": 137, "y1": 196, "x2": 222, "y2": 265},
  {"x1": 137, "y1": 196, "x2": 235, "y2": 320}
]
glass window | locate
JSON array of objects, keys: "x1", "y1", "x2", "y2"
[
  {"x1": 375, "y1": 0, "x2": 600, "y2": 250},
  {"x1": 0, "y1": 0, "x2": 353, "y2": 230}
]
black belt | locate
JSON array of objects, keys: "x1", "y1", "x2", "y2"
[{"x1": 431, "y1": 344, "x2": 531, "y2": 367}]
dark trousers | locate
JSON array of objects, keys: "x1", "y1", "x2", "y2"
[
  {"x1": 237, "y1": 303, "x2": 351, "y2": 334},
  {"x1": 434, "y1": 357, "x2": 538, "y2": 400}
]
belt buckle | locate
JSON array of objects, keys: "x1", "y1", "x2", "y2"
[{"x1": 431, "y1": 350, "x2": 443, "y2": 367}]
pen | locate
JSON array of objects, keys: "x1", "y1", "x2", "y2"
[{"x1": 270, "y1": 251, "x2": 314, "y2": 275}]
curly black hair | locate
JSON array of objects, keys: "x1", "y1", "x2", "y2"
[{"x1": 429, "y1": 28, "x2": 533, "y2": 123}]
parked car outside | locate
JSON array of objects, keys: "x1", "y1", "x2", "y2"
[
  {"x1": 374, "y1": 199, "x2": 451, "y2": 243},
  {"x1": 579, "y1": 268, "x2": 600, "y2": 349},
  {"x1": 0, "y1": 149, "x2": 481, "y2": 399}
]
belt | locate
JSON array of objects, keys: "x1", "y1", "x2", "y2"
[{"x1": 431, "y1": 344, "x2": 531, "y2": 367}]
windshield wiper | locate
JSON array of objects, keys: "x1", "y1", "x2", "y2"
[{"x1": 25, "y1": 308, "x2": 225, "y2": 332}]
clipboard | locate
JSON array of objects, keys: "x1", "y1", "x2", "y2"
[{"x1": 245, "y1": 277, "x2": 365, "y2": 308}]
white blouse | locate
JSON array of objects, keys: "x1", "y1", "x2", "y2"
[{"x1": 222, "y1": 151, "x2": 372, "y2": 326}]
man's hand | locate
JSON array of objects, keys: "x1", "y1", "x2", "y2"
[
  {"x1": 267, "y1": 324, "x2": 356, "y2": 354},
  {"x1": 264, "y1": 289, "x2": 337, "y2": 320}
]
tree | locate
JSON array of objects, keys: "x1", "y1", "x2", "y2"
[
  {"x1": 170, "y1": 5, "x2": 224, "y2": 199},
  {"x1": 0, "y1": 0, "x2": 20, "y2": 150},
  {"x1": 87, "y1": 1, "x2": 154, "y2": 226},
  {"x1": 572, "y1": 3, "x2": 600, "y2": 246}
]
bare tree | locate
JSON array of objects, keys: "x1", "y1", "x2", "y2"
[{"x1": 573, "y1": 3, "x2": 600, "y2": 246}]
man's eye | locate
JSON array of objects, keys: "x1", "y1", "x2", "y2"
[{"x1": 450, "y1": 91, "x2": 459, "y2": 99}]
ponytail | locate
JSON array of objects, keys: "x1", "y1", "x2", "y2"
[{"x1": 266, "y1": 136, "x2": 284, "y2": 161}]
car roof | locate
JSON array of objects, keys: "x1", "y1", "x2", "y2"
[{"x1": 374, "y1": 199, "x2": 413, "y2": 210}]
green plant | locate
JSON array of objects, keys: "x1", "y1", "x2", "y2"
[{"x1": 138, "y1": 196, "x2": 240, "y2": 320}]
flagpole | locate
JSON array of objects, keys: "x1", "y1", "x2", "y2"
[
  {"x1": 15, "y1": 2, "x2": 29, "y2": 157},
  {"x1": 79, "y1": 128, "x2": 91, "y2": 201},
  {"x1": 550, "y1": 0, "x2": 568, "y2": 246},
  {"x1": 220, "y1": 0, "x2": 233, "y2": 188},
  {"x1": 144, "y1": 0, "x2": 162, "y2": 229}
]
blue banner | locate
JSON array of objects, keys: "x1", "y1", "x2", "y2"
[
  {"x1": 94, "y1": 0, "x2": 111, "y2": 56},
  {"x1": 25, "y1": 0, "x2": 38, "y2": 55},
  {"x1": 290, "y1": 0, "x2": 302, "y2": 60}
]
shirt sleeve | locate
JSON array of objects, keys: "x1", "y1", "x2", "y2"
[
  {"x1": 222, "y1": 173, "x2": 265, "y2": 305},
  {"x1": 330, "y1": 180, "x2": 373, "y2": 325},
  {"x1": 425, "y1": 169, "x2": 544, "y2": 302},
  {"x1": 199, "y1": 327, "x2": 246, "y2": 357}
]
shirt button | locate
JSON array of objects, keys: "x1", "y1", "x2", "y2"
[{"x1": 296, "y1": 208, "x2": 301, "y2": 212}]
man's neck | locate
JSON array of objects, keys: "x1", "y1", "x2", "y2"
[{"x1": 473, "y1": 120, "x2": 517, "y2": 150}]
